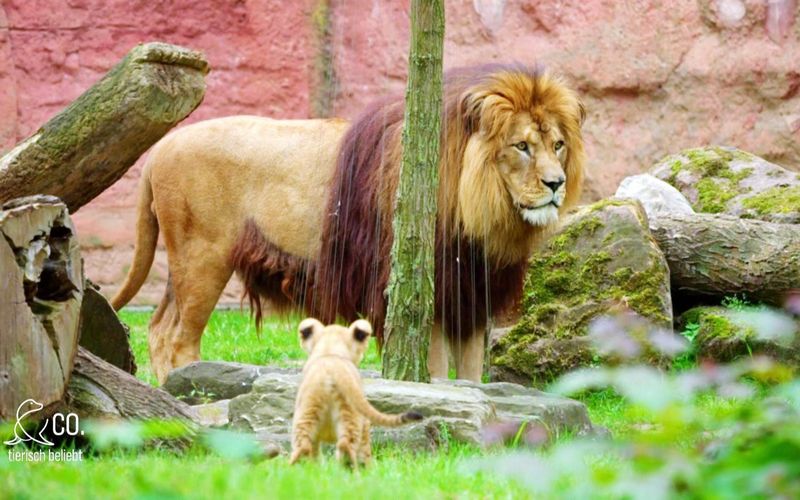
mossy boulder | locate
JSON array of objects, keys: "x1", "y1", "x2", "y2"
[
  {"x1": 678, "y1": 306, "x2": 800, "y2": 364},
  {"x1": 651, "y1": 146, "x2": 800, "y2": 224},
  {"x1": 490, "y1": 199, "x2": 673, "y2": 385}
]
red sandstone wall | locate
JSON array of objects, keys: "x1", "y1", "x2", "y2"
[{"x1": 1, "y1": 0, "x2": 798, "y2": 305}]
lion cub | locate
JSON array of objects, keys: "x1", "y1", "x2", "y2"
[{"x1": 289, "y1": 318, "x2": 423, "y2": 466}]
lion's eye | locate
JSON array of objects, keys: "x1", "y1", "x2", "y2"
[
  {"x1": 514, "y1": 142, "x2": 528, "y2": 152},
  {"x1": 554, "y1": 140, "x2": 565, "y2": 152}
]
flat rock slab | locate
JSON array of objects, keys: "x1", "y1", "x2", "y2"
[
  {"x1": 163, "y1": 360, "x2": 380, "y2": 404},
  {"x1": 225, "y1": 371, "x2": 596, "y2": 451}
]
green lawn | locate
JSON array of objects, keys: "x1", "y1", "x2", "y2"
[
  {"x1": 2, "y1": 310, "x2": 792, "y2": 498},
  {"x1": 1, "y1": 445, "x2": 530, "y2": 499},
  {"x1": 120, "y1": 309, "x2": 381, "y2": 386}
]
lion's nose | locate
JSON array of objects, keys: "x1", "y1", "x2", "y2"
[{"x1": 542, "y1": 177, "x2": 565, "y2": 193}]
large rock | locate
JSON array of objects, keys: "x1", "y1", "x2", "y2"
[
  {"x1": 490, "y1": 199, "x2": 673, "y2": 385},
  {"x1": 615, "y1": 174, "x2": 695, "y2": 220},
  {"x1": 227, "y1": 372, "x2": 596, "y2": 451},
  {"x1": 78, "y1": 281, "x2": 136, "y2": 374},
  {"x1": 678, "y1": 306, "x2": 800, "y2": 364},
  {"x1": 651, "y1": 146, "x2": 800, "y2": 224},
  {"x1": 163, "y1": 361, "x2": 297, "y2": 404}
]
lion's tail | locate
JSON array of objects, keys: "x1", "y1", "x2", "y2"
[
  {"x1": 336, "y1": 375, "x2": 423, "y2": 428},
  {"x1": 111, "y1": 163, "x2": 158, "y2": 311}
]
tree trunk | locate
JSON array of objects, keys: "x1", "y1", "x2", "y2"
[
  {"x1": 0, "y1": 195, "x2": 83, "y2": 420},
  {"x1": 382, "y1": 0, "x2": 445, "y2": 382},
  {"x1": 0, "y1": 42, "x2": 208, "y2": 213},
  {"x1": 650, "y1": 213, "x2": 800, "y2": 305},
  {"x1": 65, "y1": 347, "x2": 198, "y2": 425}
]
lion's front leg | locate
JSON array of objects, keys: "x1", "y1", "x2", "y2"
[
  {"x1": 454, "y1": 329, "x2": 484, "y2": 382},
  {"x1": 428, "y1": 323, "x2": 448, "y2": 379}
]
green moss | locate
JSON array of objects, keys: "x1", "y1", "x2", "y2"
[
  {"x1": 665, "y1": 147, "x2": 754, "y2": 213},
  {"x1": 700, "y1": 314, "x2": 739, "y2": 339},
  {"x1": 741, "y1": 185, "x2": 800, "y2": 215},
  {"x1": 696, "y1": 178, "x2": 736, "y2": 213},
  {"x1": 681, "y1": 307, "x2": 756, "y2": 340},
  {"x1": 667, "y1": 159, "x2": 683, "y2": 185},
  {"x1": 548, "y1": 215, "x2": 603, "y2": 251}
]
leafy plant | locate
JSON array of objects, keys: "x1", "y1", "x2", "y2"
[{"x1": 721, "y1": 294, "x2": 752, "y2": 311}]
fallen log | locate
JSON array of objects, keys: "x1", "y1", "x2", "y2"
[
  {"x1": 0, "y1": 42, "x2": 208, "y2": 212},
  {"x1": 649, "y1": 213, "x2": 800, "y2": 305},
  {"x1": 0, "y1": 195, "x2": 83, "y2": 420},
  {"x1": 65, "y1": 347, "x2": 198, "y2": 424}
]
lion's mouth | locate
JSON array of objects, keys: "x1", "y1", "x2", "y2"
[
  {"x1": 517, "y1": 200, "x2": 560, "y2": 211},
  {"x1": 518, "y1": 200, "x2": 560, "y2": 226}
]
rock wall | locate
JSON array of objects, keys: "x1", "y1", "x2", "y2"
[{"x1": 1, "y1": 0, "x2": 798, "y2": 305}]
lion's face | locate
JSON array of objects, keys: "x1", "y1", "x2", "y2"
[
  {"x1": 452, "y1": 69, "x2": 586, "y2": 264},
  {"x1": 496, "y1": 112, "x2": 568, "y2": 227}
]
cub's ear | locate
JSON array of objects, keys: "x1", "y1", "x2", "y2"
[
  {"x1": 350, "y1": 319, "x2": 373, "y2": 343},
  {"x1": 298, "y1": 318, "x2": 323, "y2": 343}
]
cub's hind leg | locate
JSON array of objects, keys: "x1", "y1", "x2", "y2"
[
  {"x1": 290, "y1": 403, "x2": 321, "y2": 464},
  {"x1": 357, "y1": 418, "x2": 372, "y2": 466},
  {"x1": 335, "y1": 405, "x2": 360, "y2": 467}
]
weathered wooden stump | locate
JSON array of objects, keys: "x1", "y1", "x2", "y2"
[{"x1": 0, "y1": 196, "x2": 83, "y2": 420}]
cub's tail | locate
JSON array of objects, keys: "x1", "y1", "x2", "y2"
[
  {"x1": 336, "y1": 375, "x2": 423, "y2": 427},
  {"x1": 110, "y1": 163, "x2": 159, "y2": 310}
]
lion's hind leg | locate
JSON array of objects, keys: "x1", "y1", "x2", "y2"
[{"x1": 150, "y1": 243, "x2": 233, "y2": 383}]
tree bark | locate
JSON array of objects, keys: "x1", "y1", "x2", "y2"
[
  {"x1": 0, "y1": 42, "x2": 208, "y2": 213},
  {"x1": 649, "y1": 213, "x2": 800, "y2": 305},
  {"x1": 0, "y1": 195, "x2": 83, "y2": 420},
  {"x1": 382, "y1": 0, "x2": 445, "y2": 382},
  {"x1": 65, "y1": 347, "x2": 198, "y2": 425}
]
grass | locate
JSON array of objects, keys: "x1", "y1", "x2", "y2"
[
  {"x1": 2, "y1": 309, "x2": 780, "y2": 498},
  {"x1": 1, "y1": 445, "x2": 530, "y2": 499},
  {"x1": 120, "y1": 309, "x2": 382, "y2": 386}
]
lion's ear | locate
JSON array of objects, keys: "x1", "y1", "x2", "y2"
[
  {"x1": 460, "y1": 86, "x2": 488, "y2": 136},
  {"x1": 578, "y1": 99, "x2": 587, "y2": 127}
]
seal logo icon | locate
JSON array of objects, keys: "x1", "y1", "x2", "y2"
[{"x1": 3, "y1": 398, "x2": 54, "y2": 447}]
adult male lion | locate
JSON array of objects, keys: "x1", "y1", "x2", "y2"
[{"x1": 112, "y1": 64, "x2": 586, "y2": 383}]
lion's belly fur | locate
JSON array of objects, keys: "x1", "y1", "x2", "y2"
[{"x1": 147, "y1": 115, "x2": 349, "y2": 261}]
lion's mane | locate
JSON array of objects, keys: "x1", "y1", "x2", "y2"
[{"x1": 311, "y1": 64, "x2": 586, "y2": 345}]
